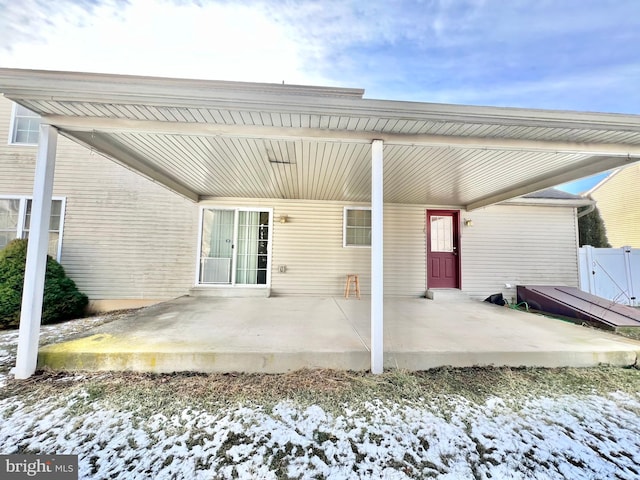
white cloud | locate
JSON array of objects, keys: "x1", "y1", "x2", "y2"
[
  {"x1": 0, "y1": 0, "x2": 333, "y2": 85},
  {"x1": 0, "y1": 0, "x2": 451, "y2": 85},
  {"x1": 0, "y1": 0, "x2": 639, "y2": 113}
]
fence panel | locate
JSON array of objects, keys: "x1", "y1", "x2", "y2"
[{"x1": 579, "y1": 246, "x2": 639, "y2": 306}]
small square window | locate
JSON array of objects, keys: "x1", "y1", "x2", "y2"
[
  {"x1": 10, "y1": 104, "x2": 40, "y2": 145},
  {"x1": 344, "y1": 207, "x2": 371, "y2": 247}
]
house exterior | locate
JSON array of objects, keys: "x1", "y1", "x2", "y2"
[
  {"x1": 2, "y1": 95, "x2": 589, "y2": 307},
  {"x1": 586, "y1": 164, "x2": 640, "y2": 248},
  {"x1": 1, "y1": 97, "x2": 199, "y2": 312},
  {"x1": 2, "y1": 68, "x2": 640, "y2": 377}
]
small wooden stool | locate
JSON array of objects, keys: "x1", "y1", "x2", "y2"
[{"x1": 344, "y1": 274, "x2": 360, "y2": 299}]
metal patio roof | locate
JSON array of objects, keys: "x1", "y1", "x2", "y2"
[{"x1": 2, "y1": 68, "x2": 640, "y2": 210}]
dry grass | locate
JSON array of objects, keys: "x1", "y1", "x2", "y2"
[
  {"x1": 1, "y1": 308, "x2": 639, "y2": 415},
  {"x1": 2, "y1": 365, "x2": 639, "y2": 417}
]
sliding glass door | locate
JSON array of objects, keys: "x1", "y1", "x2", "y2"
[{"x1": 199, "y1": 208, "x2": 271, "y2": 286}]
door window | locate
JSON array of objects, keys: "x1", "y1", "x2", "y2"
[{"x1": 430, "y1": 215, "x2": 454, "y2": 252}]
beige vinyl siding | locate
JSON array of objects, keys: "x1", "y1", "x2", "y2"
[
  {"x1": 0, "y1": 97, "x2": 199, "y2": 300},
  {"x1": 383, "y1": 204, "x2": 427, "y2": 296},
  {"x1": 0, "y1": 102, "x2": 38, "y2": 195},
  {"x1": 461, "y1": 205, "x2": 580, "y2": 301},
  {"x1": 194, "y1": 199, "x2": 581, "y2": 299},
  {"x1": 54, "y1": 154, "x2": 199, "y2": 299},
  {"x1": 200, "y1": 199, "x2": 370, "y2": 295},
  {"x1": 590, "y1": 165, "x2": 640, "y2": 248},
  {"x1": 199, "y1": 200, "x2": 428, "y2": 296}
]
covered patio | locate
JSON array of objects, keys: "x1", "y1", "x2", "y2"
[
  {"x1": 38, "y1": 296, "x2": 640, "y2": 373},
  {"x1": 3, "y1": 69, "x2": 640, "y2": 377}
]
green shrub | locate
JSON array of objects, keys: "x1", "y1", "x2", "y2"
[
  {"x1": 578, "y1": 205, "x2": 611, "y2": 248},
  {"x1": 0, "y1": 239, "x2": 88, "y2": 329}
]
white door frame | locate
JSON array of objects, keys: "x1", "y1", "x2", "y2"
[{"x1": 195, "y1": 206, "x2": 273, "y2": 288}]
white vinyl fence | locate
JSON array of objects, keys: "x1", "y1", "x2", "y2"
[{"x1": 579, "y1": 246, "x2": 639, "y2": 306}]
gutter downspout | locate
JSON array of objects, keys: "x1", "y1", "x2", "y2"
[{"x1": 577, "y1": 198, "x2": 596, "y2": 219}]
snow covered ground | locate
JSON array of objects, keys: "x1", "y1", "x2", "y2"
[{"x1": 0, "y1": 316, "x2": 639, "y2": 479}]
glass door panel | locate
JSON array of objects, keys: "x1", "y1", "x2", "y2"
[
  {"x1": 235, "y1": 211, "x2": 270, "y2": 285},
  {"x1": 200, "y1": 209, "x2": 234, "y2": 283}
]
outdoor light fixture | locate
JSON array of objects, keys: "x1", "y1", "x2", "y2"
[
  {"x1": 464, "y1": 218, "x2": 473, "y2": 227},
  {"x1": 279, "y1": 215, "x2": 288, "y2": 223}
]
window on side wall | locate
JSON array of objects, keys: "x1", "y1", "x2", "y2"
[
  {"x1": 343, "y1": 207, "x2": 371, "y2": 247},
  {"x1": 9, "y1": 103, "x2": 40, "y2": 145},
  {"x1": 0, "y1": 197, "x2": 65, "y2": 261}
]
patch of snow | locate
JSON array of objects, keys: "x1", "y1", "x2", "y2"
[
  {"x1": 0, "y1": 391, "x2": 639, "y2": 479},
  {"x1": 1, "y1": 317, "x2": 639, "y2": 478}
]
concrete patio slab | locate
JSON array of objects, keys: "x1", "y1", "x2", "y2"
[{"x1": 37, "y1": 296, "x2": 640, "y2": 373}]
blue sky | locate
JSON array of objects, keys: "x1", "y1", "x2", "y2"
[{"x1": 1, "y1": 0, "x2": 639, "y2": 193}]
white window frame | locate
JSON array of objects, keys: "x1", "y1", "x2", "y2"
[
  {"x1": 8, "y1": 103, "x2": 41, "y2": 146},
  {"x1": 343, "y1": 206, "x2": 372, "y2": 248},
  {"x1": 195, "y1": 206, "x2": 273, "y2": 288},
  {"x1": 0, "y1": 195, "x2": 66, "y2": 261}
]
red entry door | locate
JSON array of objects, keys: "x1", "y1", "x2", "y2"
[{"x1": 427, "y1": 210, "x2": 460, "y2": 289}]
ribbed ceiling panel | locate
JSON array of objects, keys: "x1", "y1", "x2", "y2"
[
  {"x1": 11, "y1": 91, "x2": 640, "y2": 205},
  {"x1": 19, "y1": 97, "x2": 640, "y2": 146}
]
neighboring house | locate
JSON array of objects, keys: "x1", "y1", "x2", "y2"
[
  {"x1": 2, "y1": 69, "x2": 639, "y2": 376},
  {"x1": 586, "y1": 165, "x2": 640, "y2": 248}
]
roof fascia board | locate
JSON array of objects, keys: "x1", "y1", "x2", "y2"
[
  {"x1": 465, "y1": 156, "x2": 635, "y2": 211},
  {"x1": 12, "y1": 92, "x2": 640, "y2": 133},
  {"x1": 3, "y1": 69, "x2": 640, "y2": 132},
  {"x1": 43, "y1": 115, "x2": 640, "y2": 157},
  {"x1": 0, "y1": 68, "x2": 364, "y2": 99},
  {"x1": 500, "y1": 197, "x2": 594, "y2": 207},
  {"x1": 61, "y1": 130, "x2": 199, "y2": 202}
]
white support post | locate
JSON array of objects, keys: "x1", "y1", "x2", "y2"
[
  {"x1": 14, "y1": 125, "x2": 58, "y2": 379},
  {"x1": 371, "y1": 139, "x2": 384, "y2": 374}
]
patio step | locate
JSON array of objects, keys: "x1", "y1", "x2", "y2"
[
  {"x1": 190, "y1": 286, "x2": 271, "y2": 298},
  {"x1": 425, "y1": 289, "x2": 471, "y2": 302}
]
